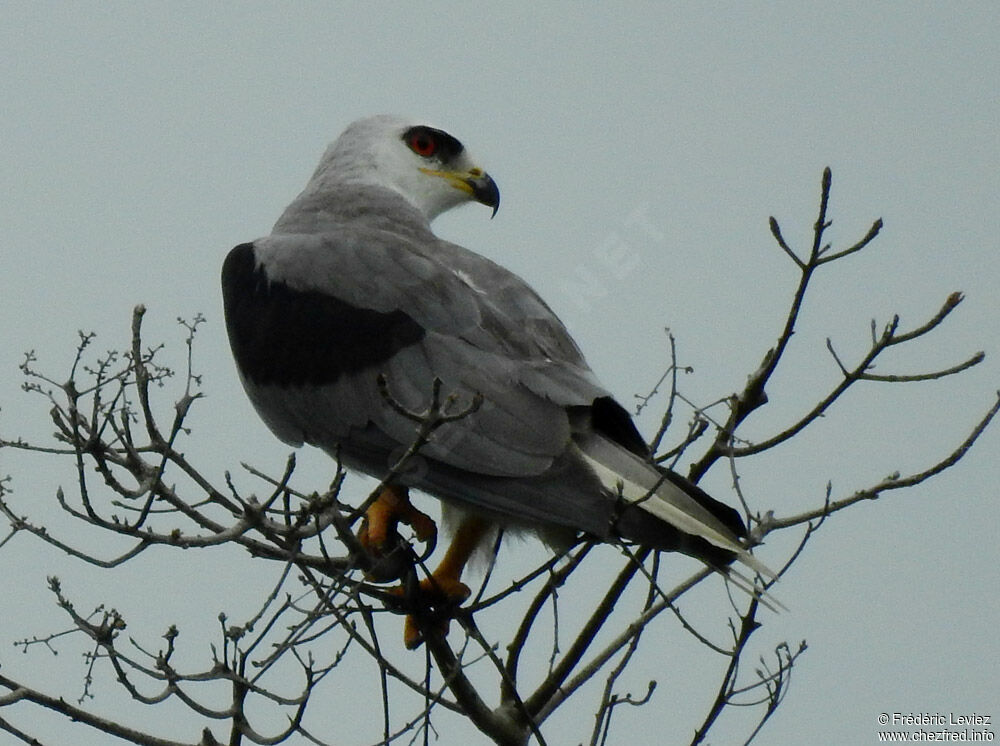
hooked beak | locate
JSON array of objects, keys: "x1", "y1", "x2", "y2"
[
  {"x1": 467, "y1": 170, "x2": 500, "y2": 218},
  {"x1": 420, "y1": 166, "x2": 501, "y2": 218}
]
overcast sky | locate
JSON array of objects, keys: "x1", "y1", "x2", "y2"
[{"x1": 1, "y1": 3, "x2": 998, "y2": 745}]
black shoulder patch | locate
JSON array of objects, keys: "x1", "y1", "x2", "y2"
[
  {"x1": 221, "y1": 243, "x2": 426, "y2": 387},
  {"x1": 591, "y1": 397, "x2": 649, "y2": 457}
]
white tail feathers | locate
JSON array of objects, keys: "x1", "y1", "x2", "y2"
[
  {"x1": 577, "y1": 436, "x2": 784, "y2": 612},
  {"x1": 721, "y1": 565, "x2": 787, "y2": 613}
]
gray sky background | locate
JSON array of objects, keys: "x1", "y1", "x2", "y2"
[{"x1": 1, "y1": 3, "x2": 998, "y2": 744}]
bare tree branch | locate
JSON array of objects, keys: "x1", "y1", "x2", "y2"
[
  {"x1": 0, "y1": 170, "x2": 994, "y2": 744},
  {"x1": 763, "y1": 390, "x2": 1000, "y2": 532}
]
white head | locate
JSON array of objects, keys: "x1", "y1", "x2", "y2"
[{"x1": 303, "y1": 115, "x2": 500, "y2": 223}]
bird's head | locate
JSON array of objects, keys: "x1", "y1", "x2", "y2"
[{"x1": 308, "y1": 115, "x2": 500, "y2": 223}]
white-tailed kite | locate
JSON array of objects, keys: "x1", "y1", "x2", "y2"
[{"x1": 222, "y1": 115, "x2": 775, "y2": 647}]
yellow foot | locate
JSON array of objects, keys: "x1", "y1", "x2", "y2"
[
  {"x1": 397, "y1": 573, "x2": 473, "y2": 650},
  {"x1": 357, "y1": 485, "x2": 437, "y2": 581},
  {"x1": 396, "y1": 516, "x2": 491, "y2": 649}
]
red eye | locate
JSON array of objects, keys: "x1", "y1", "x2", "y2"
[{"x1": 409, "y1": 132, "x2": 437, "y2": 157}]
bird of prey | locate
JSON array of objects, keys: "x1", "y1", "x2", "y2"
[{"x1": 222, "y1": 115, "x2": 775, "y2": 647}]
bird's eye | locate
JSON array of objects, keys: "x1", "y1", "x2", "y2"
[
  {"x1": 408, "y1": 132, "x2": 437, "y2": 158},
  {"x1": 402, "y1": 126, "x2": 464, "y2": 161}
]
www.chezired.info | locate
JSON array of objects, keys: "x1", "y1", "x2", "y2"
[{"x1": 876, "y1": 713, "x2": 994, "y2": 742}]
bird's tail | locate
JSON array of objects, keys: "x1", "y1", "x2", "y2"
[{"x1": 576, "y1": 433, "x2": 784, "y2": 612}]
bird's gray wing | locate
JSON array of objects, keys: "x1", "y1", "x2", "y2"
[
  {"x1": 224, "y1": 224, "x2": 782, "y2": 596},
  {"x1": 224, "y1": 227, "x2": 612, "y2": 479}
]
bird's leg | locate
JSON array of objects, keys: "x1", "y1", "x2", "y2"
[
  {"x1": 421, "y1": 514, "x2": 490, "y2": 600},
  {"x1": 357, "y1": 484, "x2": 437, "y2": 552},
  {"x1": 402, "y1": 515, "x2": 491, "y2": 649}
]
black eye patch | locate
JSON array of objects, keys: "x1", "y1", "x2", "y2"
[{"x1": 402, "y1": 125, "x2": 465, "y2": 161}]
